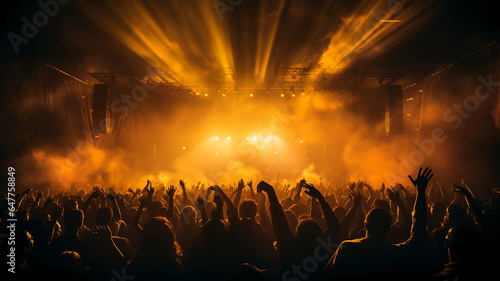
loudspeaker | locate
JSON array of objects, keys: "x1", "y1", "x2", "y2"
[
  {"x1": 92, "y1": 84, "x2": 110, "y2": 133},
  {"x1": 386, "y1": 85, "x2": 404, "y2": 135}
]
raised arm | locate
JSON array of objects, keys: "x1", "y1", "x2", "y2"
[
  {"x1": 339, "y1": 191, "x2": 362, "y2": 240},
  {"x1": 247, "y1": 180, "x2": 255, "y2": 199},
  {"x1": 257, "y1": 181, "x2": 295, "y2": 264},
  {"x1": 179, "y1": 180, "x2": 191, "y2": 205},
  {"x1": 166, "y1": 185, "x2": 177, "y2": 221},
  {"x1": 310, "y1": 197, "x2": 322, "y2": 225},
  {"x1": 386, "y1": 187, "x2": 411, "y2": 227},
  {"x1": 82, "y1": 187, "x2": 101, "y2": 213},
  {"x1": 451, "y1": 183, "x2": 497, "y2": 238},
  {"x1": 233, "y1": 179, "x2": 245, "y2": 208},
  {"x1": 293, "y1": 179, "x2": 306, "y2": 204},
  {"x1": 304, "y1": 183, "x2": 340, "y2": 242},
  {"x1": 132, "y1": 181, "x2": 153, "y2": 230},
  {"x1": 211, "y1": 185, "x2": 239, "y2": 225},
  {"x1": 194, "y1": 195, "x2": 208, "y2": 225},
  {"x1": 107, "y1": 193, "x2": 121, "y2": 222},
  {"x1": 400, "y1": 167, "x2": 433, "y2": 247}
]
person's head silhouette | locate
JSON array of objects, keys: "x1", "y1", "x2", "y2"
[
  {"x1": 239, "y1": 200, "x2": 257, "y2": 220},
  {"x1": 364, "y1": 208, "x2": 392, "y2": 241}
]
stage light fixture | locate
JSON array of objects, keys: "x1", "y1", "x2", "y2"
[
  {"x1": 182, "y1": 147, "x2": 186, "y2": 150},
  {"x1": 252, "y1": 136, "x2": 257, "y2": 141},
  {"x1": 215, "y1": 136, "x2": 219, "y2": 140},
  {"x1": 280, "y1": 94, "x2": 285, "y2": 98},
  {"x1": 204, "y1": 93, "x2": 208, "y2": 97},
  {"x1": 227, "y1": 136, "x2": 231, "y2": 140},
  {"x1": 250, "y1": 94, "x2": 254, "y2": 97}
]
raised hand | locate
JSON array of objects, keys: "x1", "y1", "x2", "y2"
[
  {"x1": 349, "y1": 191, "x2": 362, "y2": 206},
  {"x1": 303, "y1": 183, "x2": 323, "y2": 199},
  {"x1": 179, "y1": 180, "x2": 186, "y2": 189},
  {"x1": 167, "y1": 185, "x2": 176, "y2": 198},
  {"x1": 408, "y1": 167, "x2": 433, "y2": 192},
  {"x1": 213, "y1": 192, "x2": 223, "y2": 207},
  {"x1": 237, "y1": 179, "x2": 245, "y2": 190},
  {"x1": 147, "y1": 185, "x2": 155, "y2": 198},
  {"x1": 256, "y1": 181, "x2": 274, "y2": 194},
  {"x1": 127, "y1": 188, "x2": 136, "y2": 194},
  {"x1": 348, "y1": 182, "x2": 356, "y2": 191},
  {"x1": 451, "y1": 184, "x2": 472, "y2": 197},
  {"x1": 194, "y1": 196, "x2": 205, "y2": 210},
  {"x1": 386, "y1": 188, "x2": 401, "y2": 202},
  {"x1": 94, "y1": 225, "x2": 112, "y2": 241},
  {"x1": 380, "y1": 183, "x2": 386, "y2": 194}
]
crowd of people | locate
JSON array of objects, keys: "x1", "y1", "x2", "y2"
[{"x1": 2, "y1": 167, "x2": 499, "y2": 280}]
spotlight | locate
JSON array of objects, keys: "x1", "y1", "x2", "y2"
[
  {"x1": 215, "y1": 136, "x2": 219, "y2": 140},
  {"x1": 205, "y1": 93, "x2": 208, "y2": 97},
  {"x1": 280, "y1": 94, "x2": 285, "y2": 98},
  {"x1": 291, "y1": 94, "x2": 296, "y2": 98},
  {"x1": 252, "y1": 136, "x2": 257, "y2": 141},
  {"x1": 182, "y1": 146, "x2": 186, "y2": 150},
  {"x1": 250, "y1": 94, "x2": 254, "y2": 97},
  {"x1": 246, "y1": 137, "x2": 249, "y2": 140},
  {"x1": 267, "y1": 136, "x2": 272, "y2": 140},
  {"x1": 275, "y1": 152, "x2": 278, "y2": 155},
  {"x1": 222, "y1": 94, "x2": 226, "y2": 97},
  {"x1": 196, "y1": 92, "x2": 199, "y2": 95},
  {"x1": 227, "y1": 136, "x2": 231, "y2": 140},
  {"x1": 300, "y1": 140, "x2": 303, "y2": 143},
  {"x1": 215, "y1": 152, "x2": 218, "y2": 155}
]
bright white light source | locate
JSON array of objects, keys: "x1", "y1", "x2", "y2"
[
  {"x1": 227, "y1": 136, "x2": 231, "y2": 140},
  {"x1": 252, "y1": 136, "x2": 257, "y2": 141},
  {"x1": 300, "y1": 140, "x2": 303, "y2": 143},
  {"x1": 215, "y1": 152, "x2": 218, "y2": 155},
  {"x1": 267, "y1": 136, "x2": 272, "y2": 140},
  {"x1": 182, "y1": 147, "x2": 186, "y2": 150},
  {"x1": 214, "y1": 136, "x2": 219, "y2": 140}
]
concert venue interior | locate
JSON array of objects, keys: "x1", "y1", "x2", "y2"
[
  {"x1": 2, "y1": 0, "x2": 499, "y2": 194},
  {"x1": 0, "y1": 1, "x2": 499, "y2": 280}
]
